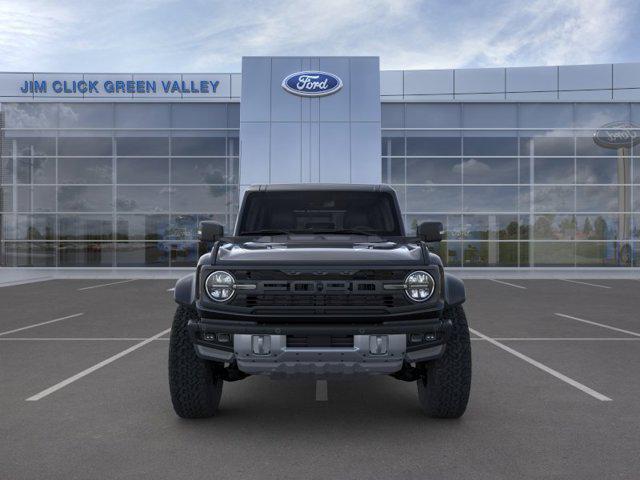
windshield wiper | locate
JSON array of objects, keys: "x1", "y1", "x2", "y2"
[{"x1": 239, "y1": 229, "x2": 292, "y2": 236}]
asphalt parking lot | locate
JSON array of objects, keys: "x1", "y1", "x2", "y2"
[{"x1": 1, "y1": 277, "x2": 640, "y2": 479}]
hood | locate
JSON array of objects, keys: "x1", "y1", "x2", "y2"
[{"x1": 215, "y1": 234, "x2": 424, "y2": 266}]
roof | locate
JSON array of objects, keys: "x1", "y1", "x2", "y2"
[{"x1": 246, "y1": 184, "x2": 395, "y2": 192}]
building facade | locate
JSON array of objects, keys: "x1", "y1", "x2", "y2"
[{"x1": 1, "y1": 58, "x2": 639, "y2": 268}]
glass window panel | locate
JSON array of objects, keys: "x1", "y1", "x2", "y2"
[
  {"x1": 16, "y1": 157, "x2": 55, "y2": 184},
  {"x1": 227, "y1": 104, "x2": 240, "y2": 127},
  {"x1": 171, "y1": 104, "x2": 227, "y2": 128},
  {"x1": 634, "y1": 157, "x2": 640, "y2": 183},
  {"x1": 576, "y1": 242, "x2": 631, "y2": 267},
  {"x1": 2, "y1": 213, "x2": 16, "y2": 239},
  {"x1": 16, "y1": 214, "x2": 55, "y2": 240},
  {"x1": 117, "y1": 186, "x2": 170, "y2": 212},
  {"x1": 115, "y1": 242, "x2": 170, "y2": 267},
  {"x1": 116, "y1": 214, "x2": 170, "y2": 240},
  {"x1": 115, "y1": 104, "x2": 170, "y2": 128},
  {"x1": 406, "y1": 186, "x2": 462, "y2": 213},
  {"x1": 636, "y1": 186, "x2": 640, "y2": 211},
  {"x1": 519, "y1": 157, "x2": 530, "y2": 184},
  {"x1": 13, "y1": 137, "x2": 56, "y2": 156},
  {"x1": 172, "y1": 186, "x2": 228, "y2": 212},
  {"x1": 381, "y1": 104, "x2": 404, "y2": 128},
  {"x1": 634, "y1": 215, "x2": 640, "y2": 240},
  {"x1": 533, "y1": 186, "x2": 574, "y2": 212},
  {"x1": 168, "y1": 214, "x2": 225, "y2": 240},
  {"x1": 171, "y1": 137, "x2": 226, "y2": 156},
  {"x1": 576, "y1": 136, "x2": 619, "y2": 156},
  {"x1": 116, "y1": 137, "x2": 168, "y2": 156},
  {"x1": 534, "y1": 158, "x2": 575, "y2": 184},
  {"x1": 228, "y1": 157, "x2": 239, "y2": 184},
  {"x1": 1, "y1": 186, "x2": 13, "y2": 211},
  {"x1": 17, "y1": 186, "x2": 56, "y2": 212},
  {"x1": 519, "y1": 215, "x2": 531, "y2": 240},
  {"x1": 463, "y1": 104, "x2": 517, "y2": 128},
  {"x1": 170, "y1": 242, "x2": 199, "y2": 267},
  {"x1": 58, "y1": 214, "x2": 113, "y2": 240},
  {"x1": 1, "y1": 156, "x2": 13, "y2": 183},
  {"x1": 406, "y1": 158, "x2": 461, "y2": 184},
  {"x1": 532, "y1": 214, "x2": 575, "y2": 240},
  {"x1": 381, "y1": 133, "x2": 404, "y2": 156},
  {"x1": 58, "y1": 186, "x2": 112, "y2": 212},
  {"x1": 577, "y1": 157, "x2": 630, "y2": 184},
  {"x1": 3, "y1": 103, "x2": 58, "y2": 128},
  {"x1": 58, "y1": 104, "x2": 114, "y2": 128},
  {"x1": 532, "y1": 242, "x2": 575, "y2": 266},
  {"x1": 171, "y1": 158, "x2": 227, "y2": 184},
  {"x1": 463, "y1": 241, "x2": 518, "y2": 267},
  {"x1": 406, "y1": 104, "x2": 460, "y2": 128},
  {"x1": 3, "y1": 242, "x2": 56, "y2": 267},
  {"x1": 58, "y1": 158, "x2": 112, "y2": 184},
  {"x1": 406, "y1": 135, "x2": 461, "y2": 156},
  {"x1": 428, "y1": 241, "x2": 462, "y2": 267},
  {"x1": 58, "y1": 137, "x2": 112, "y2": 156},
  {"x1": 58, "y1": 242, "x2": 114, "y2": 267},
  {"x1": 574, "y1": 103, "x2": 630, "y2": 128},
  {"x1": 521, "y1": 135, "x2": 574, "y2": 156},
  {"x1": 463, "y1": 137, "x2": 518, "y2": 156},
  {"x1": 462, "y1": 215, "x2": 519, "y2": 240},
  {"x1": 381, "y1": 157, "x2": 405, "y2": 184},
  {"x1": 519, "y1": 241, "x2": 530, "y2": 267},
  {"x1": 227, "y1": 132, "x2": 239, "y2": 157},
  {"x1": 463, "y1": 186, "x2": 518, "y2": 212},
  {"x1": 462, "y1": 157, "x2": 517, "y2": 184},
  {"x1": 576, "y1": 185, "x2": 624, "y2": 212},
  {"x1": 405, "y1": 214, "x2": 462, "y2": 240},
  {"x1": 576, "y1": 214, "x2": 628, "y2": 241},
  {"x1": 116, "y1": 157, "x2": 169, "y2": 184},
  {"x1": 519, "y1": 104, "x2": 573, "y2": 129}
]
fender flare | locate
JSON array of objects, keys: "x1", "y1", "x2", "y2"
[
  {"x1": 443, "y1": 272, "x2": 465, "y2": 307},
  {"x1": 174, "y1": 273, "x2": 197, "y2": 307}
]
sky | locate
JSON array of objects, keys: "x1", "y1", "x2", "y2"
[{"x1": 0, "y1": 0, "x2": 638, "y2": 73}]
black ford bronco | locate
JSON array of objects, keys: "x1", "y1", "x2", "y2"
[{"x1": 169, "y1": 184, "x2": 471, "y2": 418}]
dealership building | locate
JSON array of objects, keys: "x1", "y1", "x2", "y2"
[{"x1": 1, "y1": 56, "x2": 639, "y2": 269}]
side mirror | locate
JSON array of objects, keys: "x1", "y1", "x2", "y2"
[
  {"x1": 198, "y1": 221, "x2": 224, "y2": 243},
  {"x1": 417, "y1": 222, "x2": 443, "y2": 242}
]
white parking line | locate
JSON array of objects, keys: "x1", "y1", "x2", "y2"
[
  {"x1": 0, "y1": 313, "x2": 84, "y2": 337},
  {"x1": 559, "y1": 279, "x2": 611, "y2": 289},
  {"x1": 26, "y1": 328, "x2": 171, "y2": 401},
  {"x1": 554, "y1": 313, "x2": 640, "y2": 337},
  {"x1": 167, "y1": 288, "x2": 175, "y2": 292},
  {"x1": 315, "y1": 380, "x2": 328, "y2": 401},
  {"x1": 489, "y1": 279, "x2": 527, "y2": 290},
  {"x1": 469, "y1": 327, "x2": 612, "y2": 402},
  {"x1": 471, "y1": 337, "x2": 640, "y2": 341},
  {"x1": 0, "y1": 337, "x2": 169, "y2": 341},
  {"x1": 77, "y1": 279, "x2": 137, "y2": 291}
]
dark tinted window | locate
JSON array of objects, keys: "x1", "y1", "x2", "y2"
[{"x1": 238, "y1": 191, "x2": 402, "y2": 235}]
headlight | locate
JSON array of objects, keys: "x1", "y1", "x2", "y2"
[
  {"x1": 404, "y1": 271, "x2": 435, "y2": 302},
  {"x1": 205, "y1": 271, "x2": 236, "y2": 302}
]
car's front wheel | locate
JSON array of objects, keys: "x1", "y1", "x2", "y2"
[
  {"x1": 417, "y1": 304, "x2": 471, "y2": 418},
  {"x1": 168, "y1": 305, "x2": 223, "y2": 418}
]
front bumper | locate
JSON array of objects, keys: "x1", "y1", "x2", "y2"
[{"x1": 189, "y1": 317, "x2": 450, "y2": 377}]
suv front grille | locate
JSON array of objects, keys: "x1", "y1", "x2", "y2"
[
  {"x1": 235, "y1": 293, "x2": 400, "y2": 308},
  {"x1": 286, "y1": 335, "x2": 354, "y2": 348}
]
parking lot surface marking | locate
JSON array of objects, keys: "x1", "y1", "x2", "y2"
[
  {"x1": 559, "y1": 279, "x2": 611, "y2": 289},
  {"x1": 469, "y1": 327, "x2": 612, "y2": 401},
  {"x1": 489, "y1": 279, "x2": 527, "y2": 289},
  {"x1": 25, "y1": 328, "x2": 171, "y2": 401},
  {"x1": 554, "y1": 313, "x2": 640, "y2": 337},
  {"x1": 0, "y1": 313, "x2": 84, "y2": 337},
  {"x1": 77, "y1": 279, "x2": 138, "y2": 291},
  {"x1": 316, "y1": 380, "x2": 328, "y2": 401}
]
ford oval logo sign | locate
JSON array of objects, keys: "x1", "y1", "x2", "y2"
[
  {"x1": 593, "y1": 121, "x2": 640, "y2": 149},
  {"x1": 282, "y1": 71, "x2": 343, "y2": 97}
]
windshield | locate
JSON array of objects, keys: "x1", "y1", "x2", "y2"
[{"x1": 237, "y1": 190, "x2": 403, "y2": 236}]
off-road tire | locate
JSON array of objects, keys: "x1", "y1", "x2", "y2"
[
  {"x1": 417, "y1": 304, "x2": 471, "y2": 418},
  {"x1": 169, "y1": 305, "x2": 223, "y2": 418}
]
